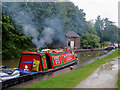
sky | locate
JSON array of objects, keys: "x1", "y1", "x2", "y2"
[{"x1": 70, "y1": 0, "x2": 119, "y2": 26}]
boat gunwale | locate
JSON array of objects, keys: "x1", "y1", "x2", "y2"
[{"x1": 19, "y1": 50, "x2": 76, "y2": 73}]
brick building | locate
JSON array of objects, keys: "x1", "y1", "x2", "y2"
[{"x1": 66, "y1": 31, "x2": 80, "y2": 49}]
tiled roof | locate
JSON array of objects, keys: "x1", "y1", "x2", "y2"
[{"x1": 66, "y1": 31, "x2": 80, "y2": 38}]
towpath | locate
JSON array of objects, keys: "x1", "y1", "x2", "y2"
[{"x1": 75, "y1": 57, "x2": 119, "y2": 88}]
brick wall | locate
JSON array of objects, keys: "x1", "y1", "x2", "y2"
[{"x1": 67, "y1": 37, "x2": 80, "y2": 49}]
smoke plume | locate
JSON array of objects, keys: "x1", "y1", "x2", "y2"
[{"x1": 3, "y1": 2, "x2": 66, "y2": 49}]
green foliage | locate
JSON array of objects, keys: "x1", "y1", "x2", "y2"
[
  {"x1": 87, "y1": 21, "x2": 97, "y2": 35},
  {"x1": 117, "y1": 72, "x2": 120, "y2": 89},
  {"x1": 81, "y1": 32, "x2": 100, "y2": 48},
  {"x1": 80, "y1": 21, "x2": 100, "y2": 48},
  {"x1": 2, "y1": 2, "x2": 88, "y2": 35},
  {"x1": 103, "y1": 41, "x2": 111, "y2": 46},
  {"x1": 2, "y1": 14, "x2": 34, "y2": 59},
  {"x1": 118, "y1": 28, "x2": 120, "y2": 43},
  {"x1": 2, "y1": 2, "x2": 89, "y2": 59},
  {"x1": 94, "y1": 15, "x2": 118, "y2": 43}
]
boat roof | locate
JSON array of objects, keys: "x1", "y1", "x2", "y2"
[
  {"x1": 22, "y1": 50, "x2": 73, "y2": 55},
  {"x1": 22, "y1": 52, "x2": 46, "y2": 55},
  {"x1": 108, "y1": 46, "x2": 115, "y2": 47}
]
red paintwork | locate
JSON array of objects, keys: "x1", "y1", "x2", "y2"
[
  {"x1": 19, "y1": 54, "x2": 42, "y2": 71},
  {"x1": 118, "y1": 43, "x2": 120, "y2": 47},
  {"x1": 62, "y1": 52, "x2": 75, "y2": 63},
  {"x1": 109, "y1": 46, "x2": 115, "y2": 47},
  {"x1": 19, "y1": 49, "x2": 76, "y2": 73},
  {"x1": 42, "y1": 57, "x2": 47, "y2": 69},
  {"x1": 22, "y1": 52, "x2": 46, "y2": 55},
  {"x1": 52, "y1": 55, "x2": 62, "y2": 66}
]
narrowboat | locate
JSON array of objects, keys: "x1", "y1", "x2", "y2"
[
  {"x1": 104, "y1": 46, "x2": 115, "y2": 50},
  {"x1": 17, "y1": 49, "x2": 77, "y2": 74},
  {"x1": 1, "y1": 49, "x2": 77, "y2": 89}
]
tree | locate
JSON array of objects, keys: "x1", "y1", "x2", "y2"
[
  {"x1": 95, "y1": 15, "x2": 118, "y2": 43},
  {"x1": 117, "y1": 28, "x2": 120, "y2": 43},
  {"x1": 94, "y1": 16, "x2": 104, "y2": 42},
  {"x1": 87, "y1": 21, "x2": 97, "y2": 35},
  {"x1": 81, "y1": 32, "x2": 100, "y2": 48},
  {"x1": 2, "y1": 14, "x2": 34, "y2": 59}
]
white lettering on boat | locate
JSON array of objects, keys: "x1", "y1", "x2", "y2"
[
  {"x1": 62, "y1": 53, "x2": 73, "y2": 62},
  {"x1": 53, "y1": 56, "x2": 60, "y2": 65}
]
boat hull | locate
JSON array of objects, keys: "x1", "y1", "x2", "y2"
[
  {"x1": 2, "y1": 61, "x2": 77, "y2": 89},
  {"x1": 18, "y1": 50, "x2": 77, "y2": 74}
]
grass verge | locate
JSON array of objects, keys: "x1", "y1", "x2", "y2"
[
  {"x1": 117, "y1": 73, "x2": 120, "y2": 89},
  {"x1": 26, "y1": 49, "x2": 120, "y2": 88}
]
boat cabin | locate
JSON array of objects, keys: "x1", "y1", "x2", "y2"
[{"x1": 18, "y1": 50, "x2": 76, "y2": 74}]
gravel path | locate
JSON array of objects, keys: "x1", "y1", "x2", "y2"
[{"x1": 75, "y1": 57, "x2": 119, "y2": 88}]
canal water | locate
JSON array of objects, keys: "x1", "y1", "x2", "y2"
[
  {"x1": 76, "y1": 50, "x2": 109, "y2": 66},
  {"x1": 2, "y1": 50, "x2": 109, "y2": 68}
]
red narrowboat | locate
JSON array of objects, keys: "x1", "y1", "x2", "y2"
[{"x1": 18, "y1": 49, "x2": 77, "y2": 74}]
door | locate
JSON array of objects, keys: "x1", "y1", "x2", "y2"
[{"x1": 70, "y1": 41, "x2": 74, "y2": 49}]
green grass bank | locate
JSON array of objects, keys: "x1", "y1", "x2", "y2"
[
  {"x1": 27, "y1": 49, "x2": 120, "y2": 88},
  {"x1": 117, "y1": 73, "x2": 120, "y2": 89}
]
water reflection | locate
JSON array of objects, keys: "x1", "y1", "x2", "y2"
[
  {"x1": 76, "y1": 50, "x2": 109, "y2": 66},
  {"x1": 2, "y1": 58, "x2": 20, "y2": 68}
]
